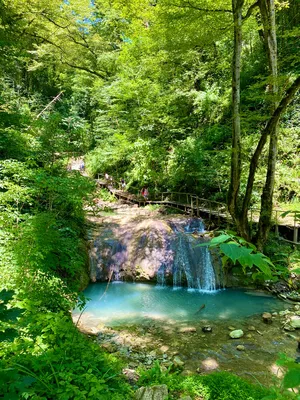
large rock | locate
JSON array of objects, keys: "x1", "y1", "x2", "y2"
[
  {"x1": 88, "y1": 215, "x2": 221, "y2": 288},
  {"x1": 134, "y1": 385, "x2": 168, "y2": 400},
  {"x1": 289, "y1": 316, "x2": 300, "y2": 329},
  {"x1": 229, "y1": 329, "x2": 244, "y2": 339}
]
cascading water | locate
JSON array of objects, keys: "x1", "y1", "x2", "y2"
[
  {"x1": 156, "y1": 263, "x2": 166, "y2": 287},
  {"x1": 171, "y1": 225, "x2": 216, "y2": 291},
  {"x1": 168, "y1": 218, "x2": 216, "y2": 291}
]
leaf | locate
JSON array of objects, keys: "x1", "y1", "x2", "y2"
[
  {"x1": 209, "y1": 234, "x2": 231, "y2": 246},
  {"x1": 221, "y1": 255, "x2": 229, "y2": 266},
  {"x1": 220, "y1": 242, "x2": 252, "y2": 264},
  {"x1": 283, "y1": 369, "x2": 300, "y2": 388},
  {"x1": 251, "y1": 254, "x2": 273, "y2": 278},
  {"x1": 280, "y1": 211, "x2": 291, "y2": 218},
  {"x1": 0, "y1": 289, "x2": 14, "y2": 302}
]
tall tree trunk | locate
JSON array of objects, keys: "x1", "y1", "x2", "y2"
[
  {"x1": 228, "y1": 0, "x2": 245, "y2": 232},
  {"x1": 257, "y1": 0, "x2": 278, "y2": 249}
]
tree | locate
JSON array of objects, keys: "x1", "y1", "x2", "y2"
[{"x1": 227, "y1": 0, "x2": 300, "y2": 248}]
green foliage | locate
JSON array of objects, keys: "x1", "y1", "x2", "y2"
[
  {"x1": 0, "y1": 289, "x2": 23, "y2": 342},
  {"x1": 199, "y1": 231, "x2": 276, "y2": 281},
  {"x1": 0, "y1": 312, "x2": 132, "y2": 399},
  {"x1": 137, "y1": 362, "x2": 272, "y2": 399}
]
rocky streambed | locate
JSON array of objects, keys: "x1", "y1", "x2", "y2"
[{"x1": 74, "y1": 303, "x2": 300, "y2": 386}]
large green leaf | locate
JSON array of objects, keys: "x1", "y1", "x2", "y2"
[
  {"x1": 283, "y1": 368, "x2": 300, "y2": 388},
  {"x1": 251, "y1": 254, "x2": 273, "y2": 278},
  {"x1": 220, "y1": 243, "x2": 246, "y2": 264},
  {"x1": 209, "y1": 234, "x2": 231, "y2": 246}
]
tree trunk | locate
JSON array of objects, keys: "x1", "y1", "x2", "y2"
[
  {"x1": 228, "y1": 0, "x2": 244, "y2": 228},
  {"x1": 256, "y1": 0, "x2": 278, "y2": 249}
]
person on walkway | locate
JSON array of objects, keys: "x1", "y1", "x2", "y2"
[
  {"x1": 105, "y1": 172, "x2": 109, "y2": 181},
  {"x1": 141, "y1": 187, "x2": 149, "y2": 200},
  {"x1": 143, "y1": 187, "x2": 149, "y2": 200},
  {"x1": 80, "y1": 161, "x2": 85, "y2": 171},
  {"x1": 121, "y1": 178, "x2": 126, "y2": 190}
]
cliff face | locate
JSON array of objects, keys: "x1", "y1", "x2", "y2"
[{"x1": 88, "y1": 213, "x2": 223, "y2": 290}]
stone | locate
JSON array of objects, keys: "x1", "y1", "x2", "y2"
[
  {"x1": 279, "y1": 310, "x2": 290, "y2": 316},
  {"x1": 236, "y1": 345, "x2": 245, "y2": 351},
  {"x1": 262, "y1": 312, "x2": 272, "y2": 324},
  {"x1": 202, "y1": 326, "x2": 212, "y2": 333},
  {"x1": 229, "y1": 329, "x2": 244, "y2": 339},
  {"x1": 294, "y1": 305, "x2": 300, "y2": 311},
  {"x1": 272, "y1": 312, "x2": 278, "y2": 316},
  {"x1": 284, "y1": 325, "x2": 295, "y2": 332},
  {"x1": 101, "y1": 342, "x2": 116, "y2": 353},
  {"x1": 134, "y1": 385, "x2": 168, "y2": 400},
  {"x1": 179, "y1": 327, "x2": 197, "y2": 333},
  {"x1": 228, "y1": 326, "x2": 235, "y2": 330},
  {"x1": 173, "y1": 356, "x2": 185, "y2": 367},
  {"x1": 245, "y1": 334, "x2": 252, "y2": 339},
  {"x1": 289, "y1": 316, "x2": 300, "y2": 329},
  {"x1": 198, "y1": 357, "x2": 219, "y2": 371},
  {"x1": 122, "y1": 368, "x2": 139, "y2": 383},
  {"x1": 247, "y1": 326, "x2": 256, "y2": 331},
  {"x1": 160, "y1": 345, "x2": 169, "y2": 353}
]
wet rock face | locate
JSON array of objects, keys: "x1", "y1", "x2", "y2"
[{"x1": 89, "y1": 215, "x2": 222, "y2": 289}]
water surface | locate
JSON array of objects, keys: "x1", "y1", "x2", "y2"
[{"x1": 74, "y1": 282, "x2": 287, "y2": 327}]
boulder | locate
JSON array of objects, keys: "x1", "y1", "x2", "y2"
[
  {"x1": 135, "y1": 385, "x2": 168, "y2": 400},
  {"x1": 229, "y1": 329, "x2": 244, "y2": 339},
  {"x1": 289, "y1": 316, "x2": 300, "y2": 329}
]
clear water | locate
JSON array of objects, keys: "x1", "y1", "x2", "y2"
[{"x1": 74, "y1": 282, "x2": 287, "y2": 327}]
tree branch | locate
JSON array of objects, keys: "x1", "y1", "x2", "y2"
[
  {"x1": 243, "y1": 1, "x2": 259, "y2": 20},
  {"x1": 167, "y1": 0, "x2": 232, "y2": 13},
  {"x1": 241, "y1": 75, "x2": 300, "y2": 218}
]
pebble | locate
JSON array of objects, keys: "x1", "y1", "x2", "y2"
[
  {"x1": 179, "y1": 327, "x2": 197, "y2": 333},
  {"x1": 248, "y1": 326, "x2": 256, "y2": 331},
  {"x1": 230, "y1": 329, "x2": 244, "y2": 339},
  {"x1": 236, "y1": 345, "x2": 245, "y2": 351},
  {"x1": 173, "y1": 356, "x2": 185, "y2": 367}
]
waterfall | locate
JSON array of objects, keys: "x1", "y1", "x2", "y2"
[
  {"x1": 156, "y1": 263, "x2": 166, "y2": 287},
  {"x1": 171, "y1": 219, "x2": 217, "y2": 291}
]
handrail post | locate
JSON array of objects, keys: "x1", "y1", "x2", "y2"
[
  {"x1": 294, "y1": 212, "x2": 298, "y2": 243},
  {"x1": 275, "y1": 210, "x2": 279, "y2": 237},
  {"x1": 196, "y1": 197, "x2": 199, "y2": 217}
]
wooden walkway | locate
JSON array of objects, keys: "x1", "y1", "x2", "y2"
[{"x1": 96, "y1": 178, "x2": 300, "y2": 245}]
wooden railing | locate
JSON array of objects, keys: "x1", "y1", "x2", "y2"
[{"x1": 96, "y1": 174, "x2": 299, "y2": 244}]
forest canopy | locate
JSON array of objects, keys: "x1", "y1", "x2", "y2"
[{"x1": 0, "y1": 0, "x2": 300, "y2": 398}]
